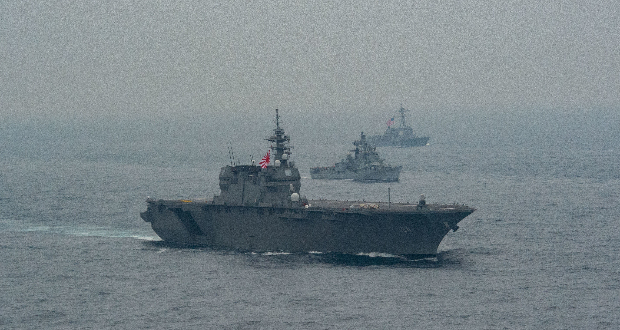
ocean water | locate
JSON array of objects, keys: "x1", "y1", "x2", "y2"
[{"x1": 1, "y1": 109, "x2": 619, "y2": 329}]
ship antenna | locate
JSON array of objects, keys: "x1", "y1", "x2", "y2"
[
  {"x1": 228, "y1": 146, "x2": 236, "y2": 166},
  {"x1": 266, "y1": 108, "x2": 293, "y2": 166},
  {"x1": 399, "y1": 106, "x2": 409, "y2": 128}
]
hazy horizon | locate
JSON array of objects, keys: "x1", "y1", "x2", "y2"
[{"x1": 2, "y1": 1, "x2": 619, "y2": 121}]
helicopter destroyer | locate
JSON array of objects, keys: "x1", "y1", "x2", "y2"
[
  {"x1": 310, "y1": 132, "x2": 401, "y2": 182},
  {"x1": 367, "y1": 106, "x2": 430, "y2": 147},
  {"x1": 140, "y1": 110, "x2": 474, "y2": 257}
]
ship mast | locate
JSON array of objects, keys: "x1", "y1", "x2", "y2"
[
  {"x1": 399, "y1": 106, "x2": 409, "y2": 129},
  {"x1": 266, "y1": 109, "x2": 292, "y2": 166}
]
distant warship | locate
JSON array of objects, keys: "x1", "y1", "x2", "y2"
[
  {"x1": 140, "y1": 110, "x2": 474, "y2": 257},
  {"x1": 367, "y1": 106, "x2": 430, "y2": 147},
  {"x1": 310, "y1": 132, "x2": 401, "y2": 182}
]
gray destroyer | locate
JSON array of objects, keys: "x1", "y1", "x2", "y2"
[
  {"x1": 140, "y1": 110, "x2": 474, "y2": 257},
  {"x1": 367, "y1": 106, "x2": 430, "y2": 147},
  {"x1": 310, "y1": 132, "x2": 401, "y2": 182}
]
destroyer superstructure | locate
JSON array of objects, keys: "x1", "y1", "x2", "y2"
[{"x1": 310, "y1": 132, "x2": 401, "y2": 182}]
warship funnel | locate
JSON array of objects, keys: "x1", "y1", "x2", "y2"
[{"x1": 140, "y1": 110, "x2": 474, "y2": 257}]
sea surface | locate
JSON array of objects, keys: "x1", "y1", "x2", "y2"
[{"x1": 1, "y1": 109, "x2": 619, "y2": 329}]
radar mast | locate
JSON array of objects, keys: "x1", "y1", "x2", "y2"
[{"x1": 266, "y1": 109, "x2": 292, "y2": 166}]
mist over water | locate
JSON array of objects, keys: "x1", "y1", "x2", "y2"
[{"x1": 2, "y1": 1, "x2": 620, "y2": 121}]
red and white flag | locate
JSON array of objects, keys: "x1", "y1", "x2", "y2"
[{"x1": 259, "y1": 150, "x2": 270, "y2": 168}]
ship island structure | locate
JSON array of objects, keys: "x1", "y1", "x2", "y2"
[
  {"x1": 310, "y1": 132, "x2": 401, "y2": 182},
  {"x1": 367, "y1": 106, "x2": 430, "y2": 147},
  {"x1": 140, "y1": 110, "x2": 474, "y2": 257}
]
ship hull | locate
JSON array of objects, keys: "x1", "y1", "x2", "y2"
[
  {"x1": 309, "y1": 168, "x2": 354, "y2": 180},
  {"x1": 141, "y1": 200, "x2": 474, "y2": 256},
  {"x1": 354, "y1": 166, "x2": 401, "y2": 182},
  {"x1": 310, "y1": 167, "x2": 401, "y2": 182}
]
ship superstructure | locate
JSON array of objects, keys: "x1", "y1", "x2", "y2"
[
  {"x1": 212, "y1": 110, "x2": 304, "y2": 208},
  {"x1": 310, "y1": 132, "x2": 401, "y2": 182}
]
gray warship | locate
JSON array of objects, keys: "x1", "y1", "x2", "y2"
[
  {"x1": 310, "y1": 132, "x2": 402, "y2": 182},
  {"x1": 140, "y1": 110, "x2": 475, "y2": 257},
  {"x1": 367, "y1": 106, "x2": 430, "y2": 147}
]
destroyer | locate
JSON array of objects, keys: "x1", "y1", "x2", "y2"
[
  {"x1": 367, "y1": 106, "x2": 430, "y2": 147},
  {"x1": 140, "y1": 110, "x2": 474, "y2": 257},
  {"x1": 310, "y1": 132, "x2": 401, "y2": 182}
]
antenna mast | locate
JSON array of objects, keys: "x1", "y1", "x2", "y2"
[{"x1": 266, "y1": 109, "x2": 292, "y2": 165}]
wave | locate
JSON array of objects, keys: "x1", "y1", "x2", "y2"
[{"x1": 0, "y1": 218, "x2": 160, "y2": 241}]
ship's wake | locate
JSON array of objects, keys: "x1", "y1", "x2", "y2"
[
  {"x1": 0, "y1": 219, "x2": 160, "y2": 241},
  {"x1": 137, "y1": 239, "x2": 469, "y2": 268},
  {"x1": 315, "y1": 252, "x2": 441, "y2": 268}
]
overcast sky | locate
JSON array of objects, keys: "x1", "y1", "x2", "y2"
[{"x1": 1, "y1": 1, "x2": 619, "y2": 121}]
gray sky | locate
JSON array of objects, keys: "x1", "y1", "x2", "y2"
[{"x1": 2, "y1": 0, "x2": 619, "y2": 120}]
